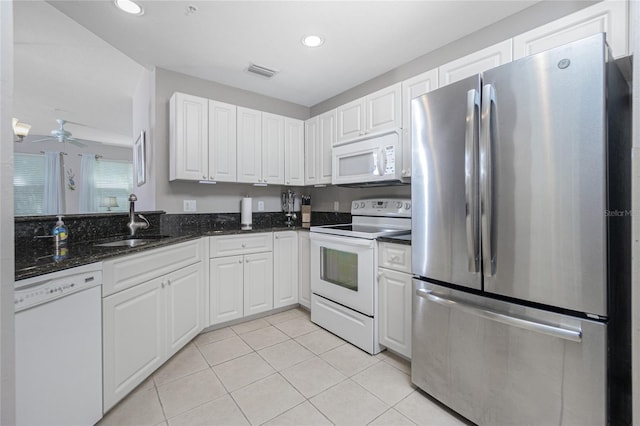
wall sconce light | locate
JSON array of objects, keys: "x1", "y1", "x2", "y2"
[
  {"x1": 12, "y1": 118, "x2": 31, "y2": 142},
  {"x1": 99, "y1": 196, "x2": 119, "y2": 211}
]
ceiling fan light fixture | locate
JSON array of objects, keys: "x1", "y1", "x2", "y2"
[
  {"x1": 12, "y1": 118, "x2": 31, "y2": 142},
  {"x1": 114, "y1": 0, "x2": 144, "y2": 16},
  {"x1": 302, "y1": 35, "x2": 324, "y2": 48}
]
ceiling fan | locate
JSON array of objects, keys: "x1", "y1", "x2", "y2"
[{"x1": 31, "y1": 119, "x2": 88, "y2": 147}]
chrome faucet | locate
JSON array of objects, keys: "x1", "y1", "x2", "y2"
[{"x1": 127, "y1": 194, "x2": 149, "y2": 236}]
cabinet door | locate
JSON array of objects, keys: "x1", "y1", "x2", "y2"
[
  {"x1": 365, "y1": 83, "x2": 401, "y2": 134},
  {"x1": 244, "y1": 252, "x2": 274, "y2": 316},
  {"x1": 438, "y1": 39, "x2": 512, "y2": 87},
  {"x1": 262, "y1": 112, "x2": 285, "y2": 185},
  {"x1": 284, "y1": 118, "x2": 305, "y2": 186},
  {"x1": 170, "y1": 92, "x2": 209, "y2": 181},
  {"x1": 402, "y1": 69, "x2": 438, "y2": 178},
  {"x1": 378, "y1": 268, "x2": 412, "y2": 359},
  {"x1": 513, "y1": 0, "x2": 628, "y2": 60},
  {"x1": 103, "y1": 277, "x2": 165, "y2": 411},
  {"x1": 298, "y1": 231, "x2": 311, "y2": 309},
  {"x1": 237, "y1": 106, "x2": 263, "y2": 183},
  {"x1": 304, "y1": 116, "x2": 319, "y2": 185},
  {"x1": 318, "y1": 109, "x2": 336, "y2": 184},
  {"x1": 165, "y1": 263, "x2": 203, "y2": 357},
  {"x1": 273, "y1": 231, "x2": 299, "y2": 308},
  {"x1": 337, "y1": 98, "x2": 365, "y2": 143},
  {"x1": 209, "y1": 256, "x2": 244, "y2": 325},
  {"x1": 209, "y1": 100, "x2": 237, "y2": 182}
]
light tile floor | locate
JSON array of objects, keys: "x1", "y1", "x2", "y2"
[{"x1": 98, "y1": 308, "x2": 468, "y2": 426}]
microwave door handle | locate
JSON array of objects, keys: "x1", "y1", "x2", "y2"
[
  {"x1": 480, "y1": 83, "x2": 495, "y2": 277},
  {"x1": 465, "y1": 89, "x2": 480, "y2": 273},
  {"x1": 379, "y1": 147, "x2": 387, "y2": 176}
]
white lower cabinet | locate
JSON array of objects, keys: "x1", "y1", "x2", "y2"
[
  {"x1": 378, "y1": 242, "x2": 412, "y2": 359},
  {"x1": 273, "y1": 231, "x2": 298, "y2": 309},
  {"x1": 103, "y1": 260, "x2": 203, "y2": 412},
  {"x1": 209, "y1": 234, "x2": 274, "y2": 326},
  {"x1": 298, "y1": 231, "x2": 311, "y2": 309}
]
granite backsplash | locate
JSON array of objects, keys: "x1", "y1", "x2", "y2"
[{"x1": 15, "y1": 211, "x2": 352, "y2": 250}]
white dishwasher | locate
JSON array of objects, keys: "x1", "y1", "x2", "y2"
[{"x1": 15, "y1": 263, "x2": 103, "y2": 426}]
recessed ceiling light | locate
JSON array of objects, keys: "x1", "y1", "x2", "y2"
[
  {"x1": 114, "y1": 0, "x2": 144, "y2": 16},
  {"x1": 302, "y1": 35, "x2": 324, "y2": 48}
]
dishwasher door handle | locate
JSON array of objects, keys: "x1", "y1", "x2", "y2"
[{"x1": 415, "y1": 288, "x2": 582, "y2": 342}]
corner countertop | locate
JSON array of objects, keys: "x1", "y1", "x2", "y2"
[{"x1": 15, "y1": 225, "x2": 310, "y2": 281}]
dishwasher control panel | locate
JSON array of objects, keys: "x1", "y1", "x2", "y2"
[{"x1": 15, "y1": 263, "x2": 102, "y2": 312}]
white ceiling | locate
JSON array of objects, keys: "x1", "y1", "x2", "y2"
[{"x1": 15, "y1": 0, "x2": 540, "y2": 146}]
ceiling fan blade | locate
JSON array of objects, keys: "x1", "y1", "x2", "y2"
[
  {"x1": 30, "y1": 137, "x2": 54, "y2": 143},
  {"x1": 68, "y1": 139, "x2": 88, "y2": 147}
]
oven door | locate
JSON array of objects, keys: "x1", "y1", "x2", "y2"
[
  {"x1": 332, "y1": 130, "x2": 401, "y2": 186},
  {"x1": 310, "y1": 232, "x2": 376, "y2": 316}
]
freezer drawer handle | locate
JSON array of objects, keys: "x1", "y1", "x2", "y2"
[{"x1": 415, "y1": 289, "x2": 582, "y2": 342}]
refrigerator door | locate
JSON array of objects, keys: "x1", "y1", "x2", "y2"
[
  {"x1": 480, "y1": 34, "x2": 607, "y2": 316},
  {"x1": 412, "y1": 279, "x2": 606, "y2": 425},
  {"x1": 411, "y1": 75, "x2": 481, "y2": 290}
]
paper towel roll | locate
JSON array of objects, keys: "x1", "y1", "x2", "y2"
[{"x1": 241, "y1": 197, "x2": 252, "y2": 230}]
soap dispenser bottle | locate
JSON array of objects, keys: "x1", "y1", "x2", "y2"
[{"x1": 52, "y1": 215, "x2": 68, "y2": 246}]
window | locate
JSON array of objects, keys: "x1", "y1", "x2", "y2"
[
  {"x1": 94, "y1": 159, "x2": 133, "y2": 212},
  {"x1": 14, "y1": 153, "x2": 45, "y2": 215}
]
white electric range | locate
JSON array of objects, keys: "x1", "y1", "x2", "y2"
[{"x1": 309, "y1": 199, "x2": 411, "y2": 354}]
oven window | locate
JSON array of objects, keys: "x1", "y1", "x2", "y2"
[
  {"x1": 339, "y1": 152, "x2": 376, "y2": 177},
  {"x1": 321, "y1": 247, "x2": 358, "y2": 291}
]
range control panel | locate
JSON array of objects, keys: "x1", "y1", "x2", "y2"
[{"x1": 351, "y1": 199, "x2": 411, "y2": 217}]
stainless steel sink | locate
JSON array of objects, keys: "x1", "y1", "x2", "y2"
[{"x1": 93, "y1": 235, "x2": 171, "y2": 248}]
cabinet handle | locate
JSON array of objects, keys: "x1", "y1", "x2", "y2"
[
  {"x1": 202, "y1": 175, "x2": 206, "y2": 179},
  {"x1": 210, "y1": 176, "x2": 214, "y2": 180},
  {"x1": 275, "y1": 235, "x2": 279, "y2": 239},
  {"x1": 246, "y1": 259, "x2": 249, "y2": 263},
  {"x1": 167, "y1": 279, "x2": 171, "y2": 286},
  {"x1": 242, "y1": 243, "x2": 246, "y2": 248},
  {"x1": 161, "y1": 281, "x2": 166, "y2": 288},
  {"x1": 238, "y1": 260, "x2": 243, "y2": 264}
]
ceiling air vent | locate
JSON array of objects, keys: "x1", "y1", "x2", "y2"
[{"x1": 247, "y1": 63, "x2": 278, "y2": 79}]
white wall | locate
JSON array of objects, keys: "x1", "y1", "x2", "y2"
[
  {"x1": 132, "y1": 68, "x2": 156, "y2": 212},
  {"x1": 0, "y1": 1, "x2": 15, "y2": 423}
]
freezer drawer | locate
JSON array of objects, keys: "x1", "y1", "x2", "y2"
[{"x1": 412, "y1": 280, "x2": 606, "y2": 426}]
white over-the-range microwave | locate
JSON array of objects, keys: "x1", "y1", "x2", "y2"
[{"x1": 332, "y1": 129, "x2": 406, "y2": 187}]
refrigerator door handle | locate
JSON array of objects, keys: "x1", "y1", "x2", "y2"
[
  {"x1": 480, "y1": 83, "x2": 495, "y2": 277},
  {"x1": 465, "y1": 89, "x2": 480, "y2": 273},
  {"x1": 415, "y1": 288, "x2": 583, "y2": 342}
]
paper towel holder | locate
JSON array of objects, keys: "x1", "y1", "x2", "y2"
[{"x1": 241, "y1": 196, "x2": 252, "y2": 230}]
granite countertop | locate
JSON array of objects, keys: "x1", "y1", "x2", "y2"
[{"x1": 15, "y1": 225, "x2": 310, "y2": 281}]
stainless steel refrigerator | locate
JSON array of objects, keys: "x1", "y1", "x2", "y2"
[{"x1": 411, "y1": 33, "x2": 631, "y2": 425}]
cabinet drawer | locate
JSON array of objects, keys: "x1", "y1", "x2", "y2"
[
  {"x1": 103, "y1": 240, "x2": 202, "y2": 297},
  {"x1": 378, "y1": 242, "x2": 411, "y2": 273},
  {"x1": 209, "y1": 233, "x2": 273, "y2": 257}
]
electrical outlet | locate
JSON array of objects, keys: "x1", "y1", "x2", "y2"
[
  {"x1": 183, "y1": 200, "x2": 196, "y2": 212},
  {"x1": 334, "y1": 201, "x2": 340, "y2": 211},
  {"x1": 258, "y1": 201, "x2": 265, "y2": 211}
]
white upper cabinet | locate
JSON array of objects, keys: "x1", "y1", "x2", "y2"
[
  {"x1": 513, "y1": 0, "x2": 628, "y2": 60},
  {"x1": 304, "y1": 116, "x2": 319, "y2": 185},
  {"x1": 170, "y1": 93, "x2": 209, "y2": 181},
  {"x1": 237, "y1": 106, "x2": 263, "y2": 183},
  {"x1": 336, "y1": 83, "x2": 401, "y2": 144},
  {"x1": 337, "y1": 98, "x2": 365, "y2": 143},
  {"x1": 438, "y1": 39, "x2": 513, "y2": 87},
  {"x1": 318, "y1": 110, "x2": 336, "y2": 184},
  {"x1": 305, "y1": 109, "x2": 335, "y2": 186},
  {"x1": 262, "y1": 112, "x2": 285, "y2": 185},
  {"x1": 401, "y1": 68, "x2": 438, "y2": 178},
  {"x1": 208, "y1": 100, "x2": 237, "y2": 182},
  {"x1": 365, "y1": 82, "x2": 402, "y2": 134},
  {"x1": 284, "y1": 118, "x2": 305, "y2": 186}
]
